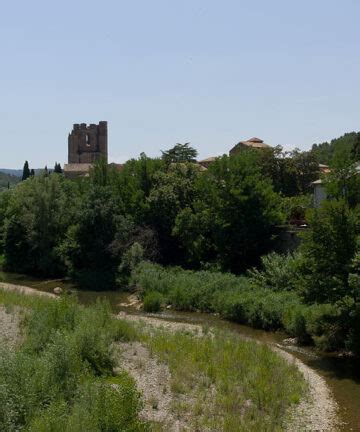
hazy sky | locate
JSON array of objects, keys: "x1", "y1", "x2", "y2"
[{"x1": 1, "y1": 0, "x2": 360, "y2": 168}]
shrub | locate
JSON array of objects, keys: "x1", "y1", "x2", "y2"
[
  {"x1": 143, "y1": 291, "x2": 163, "y2": 313},
  {"x1": 132, "y1": 261, "x2": 360, "y2": 353},
  {"x1": 27, "y1": 377, "x2": 147, "y2": 432},
  {"x1": 117, "y1": 242, "x2": 144, "y2": 288},
  {"x1": 282, "y1": 304, "x2": 311, "y2": 343},
  {"x1": 0, "y1": 295, "x2": 148, "y2": 431},
  {"x1": 213, "y1": 289, "x2": 300, "y2": 331},
  {"x1": 247, "y1": 251, "x2": 300, "y2": 292},
  {"x1": 24, "y1": 296, "x2": 78, "y2": 352},
  {"x1": 133, "y1": 262, "x2": 301, "y2": 331}
]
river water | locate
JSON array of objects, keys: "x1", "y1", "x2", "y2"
[{"x1": 0, "y1": 271, "x2": 359, "y2": 431}]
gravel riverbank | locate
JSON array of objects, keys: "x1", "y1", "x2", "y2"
[
  {"x1": 0, "y1": 282, "x2": 56, "y2": 298},
  {"x1": 117, "y1": 311, "x2": 340, "y2": 432},
  {"x1": 0, "y1": 284, "x2": 340, "y2": 431}
]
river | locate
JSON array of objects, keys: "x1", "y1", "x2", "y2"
[{"x1": 0, "y1": 270, "x2": 359, "y2": 431}]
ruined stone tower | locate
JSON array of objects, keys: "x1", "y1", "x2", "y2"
[{"x1": 68, "y1": 121, "x2": 108, "y2": 164}]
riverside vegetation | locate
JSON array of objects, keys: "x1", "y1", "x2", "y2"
[
  {"x1": 0, "y1": 135, "x2": 360, "y2": 356},
  {"x1": 0, "y1": 288, "x2": 307, "y2": 431},
  {"x1": 0, "y1": 291, "x2": 148, "y2": 432}
]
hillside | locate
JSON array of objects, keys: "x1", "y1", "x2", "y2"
[
  {"x1": 0, "y1": 168, "x2": 45, "y2": 177},
  {"x1": 0, "y1": 169, "x2": 23, "y2": 177},
  {"x1": 311, "y1": 131, "x2": 360, "y2": 165}
]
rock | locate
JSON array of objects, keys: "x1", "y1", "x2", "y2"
[
  {"x1": 282, "y1": 337, "x2": 298, "y2": 346},
  {"x1": 53, "y1": 287, "x2": 62, "y2": 295}
]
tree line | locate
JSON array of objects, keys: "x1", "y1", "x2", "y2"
[
  {"x1": 0, "y1": 143, "x2": 322, "y2": 285},
  {"x1": 1, "y1": 137, "x2": 360, "y2": 353}
]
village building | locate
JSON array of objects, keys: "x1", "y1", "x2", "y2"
[
  {"x1": 63, "y1": 121, "x2": 123, "y2": 178},
  {"x1": 229, "y1": 137, "x2": 271, "y2": 156},
  {"x1": 197, "y1": 156, "x2": 218, "y2": 169},
  {"x1": 198, "y1": 137, "x2": 271, "y2": 170},
  {"x1": 64, "y1": 121, "x2": 108, "y2": 178},
  {"x1": 312, "y1": 163, "x2": 360, "y2": 207}
]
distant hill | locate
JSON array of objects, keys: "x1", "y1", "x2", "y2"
[
  {"x1": 311, "y1": 132, "x2": 359, "y2": 165},
  {"x1": 0, "y1": 168, "x2": 48, "y2": 177},
  {"x1": 0, "y1": 168, "x2": 23, "y2": 177},
  {"x1": 0, "y1": 172, "x2": 20, "y2": 191}
]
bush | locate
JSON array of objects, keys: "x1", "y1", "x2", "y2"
[
  {"x1": 132, "y1": 261, "x2": 360, "y2": 353},
  {"x1": 133, "y1": 262, "x2": 301, "y2": 331},
  {"x1": 213, "y1": 289, "x2": 299, "y2": 331},
  {"x1": 27, "y1": 378, "x2": 147, "y2": 432},
  {"x1": 282, "y1": 304, "x2": 311, "y2": 343},
  {"x1": 117, "y1": 242, "x2": 144, "y2": 288},
  {"x1": 247, "y1": 251, "x2": 300, "y2": 292},
  {"x1": 0, "y1": 296, "x2": 148, "y2": 431},
  {"x1": 143, "y1": 291, "x2": 163, "y2": 313}
]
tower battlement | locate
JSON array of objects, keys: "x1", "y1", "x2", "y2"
[{"x1": 68, "y1": 121, "x2": 108, "y2": 164}]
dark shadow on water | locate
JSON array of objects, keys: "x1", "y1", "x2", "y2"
[{"x1": 306, "y1": 356, "x2": 360, "y2": 384}]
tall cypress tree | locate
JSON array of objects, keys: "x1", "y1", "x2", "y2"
[
  {"x1": 54, "y1": 162, "x2": 63, "y2": 174},
  {"x1": 22, "y1": 161, "x2": 30, "y2": 181}
]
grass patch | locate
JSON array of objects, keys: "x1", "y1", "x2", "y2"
[
  {"x1": 141, "y1": 328, "x2": 306, "y2": 432},
  {"x1": 143, "y1": 291, "x2": 163, "y2": 313},
  {"x1": 0, "y1": 287, "x2": 52, "y2": 310}
]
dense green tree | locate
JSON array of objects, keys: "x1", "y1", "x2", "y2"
[
  {"x1": 161, "y1": 143, "x2": 198, "y2": 165},
  {"x1": 21, "y1": 161, "x2": 30, "y2": 181},
  {"x1": 110, "y1": 154, "x2": 164, "y2": 223},
  {"x1": 90, "y1": 158, "x2": 109, "y2": 187},
  {"x1": 0, "y1": 191, "x2": 13, "y2": 255},
  {"x1": 324, "y1": 151, "x2": 360, "y2": 207},
  {"x1": 59, "y1": 185, "x2": 128, "y2": 289},
  {"x1": 147, "y1": 163, "x2": 200, "y2": 263},
  {"x1": 256, "y1": 147, "x2": 319, "y2": 196},
  {"x1": 174, "y1": 152, "x2": 282, "y2": 272},
  {"x1": 350, "y1": 133, "x2": 360, "y2": 161},
  {"x1": 280, "y1": 194, "x2": 312, "y2": 225},
  {"x1": 312, "y1": 132, "x2": 360, "y2": 165},
  {"x1": 297, "y1": 199, "x2": 358, "y2": 303},
  {"x1": 3, "y1": 175, "x2": 79, "y2": 275}
]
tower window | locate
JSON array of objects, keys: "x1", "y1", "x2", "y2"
[{"x1": 85, "y1": 134, "x2": 90, "y2": 146}]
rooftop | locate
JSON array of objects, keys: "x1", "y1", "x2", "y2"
[{"x1": 236, "y1": 137, "x2": 271, "y2": 149}]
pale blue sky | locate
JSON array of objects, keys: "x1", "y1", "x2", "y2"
[{"x1": 1, "y1": 0, "x2": 360, "y2": 168}]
